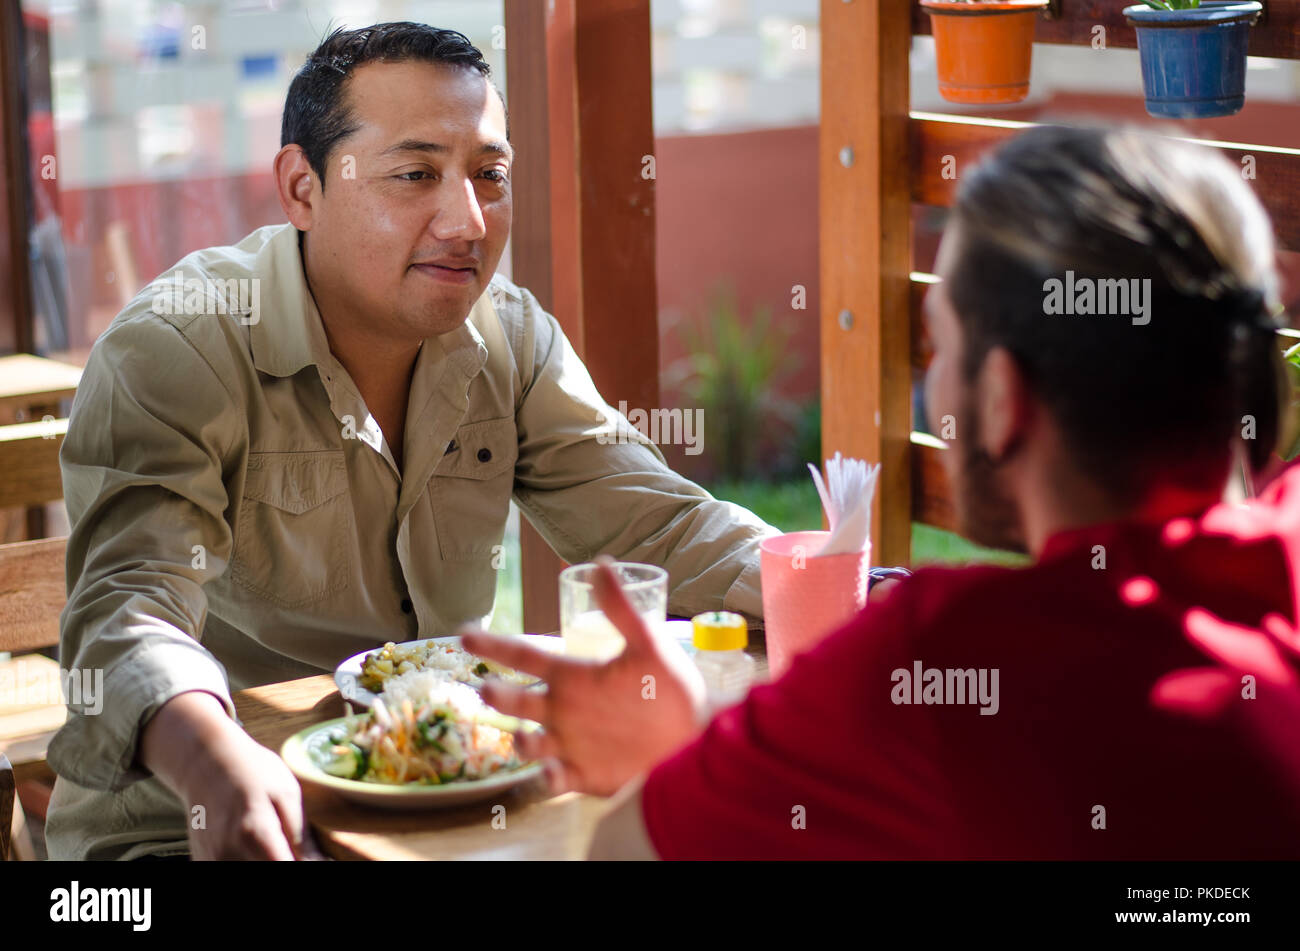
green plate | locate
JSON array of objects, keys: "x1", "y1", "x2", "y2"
[{"x1": 281, "y1": 716, "x2": 544, "y2": 811}]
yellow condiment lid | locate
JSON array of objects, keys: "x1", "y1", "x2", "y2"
[{"x1": 692, "y1": 611, "x2": 747, "y2": 651}]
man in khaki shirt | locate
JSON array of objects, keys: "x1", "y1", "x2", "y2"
[{"x1": 45, "y1": 24, "x2": 775, "y2": 860}]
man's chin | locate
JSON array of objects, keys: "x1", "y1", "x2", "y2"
[
  {"x1": 416, "y1": 310, "x2": 474, "y2": 338},
  {"x1": 956, "y1": 510, "x2": 1027, "y2": 554},
  {"x1": 952, "y1": 451, "x2": 1027, "y2": 553},
  {"x1": 405, "y1": 289, "x2": 483, "y2": 337}
]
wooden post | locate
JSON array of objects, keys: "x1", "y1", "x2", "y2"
[
  {"x1": 819, "y1": 0, "x2": 913, "y2": 567},
  {"x1": 505, "y1": 0, "x2": 659, "y2": 632}
]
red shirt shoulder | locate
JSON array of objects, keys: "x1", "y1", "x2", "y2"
[{"x1": 643, "y1": 530, "x2": 1300, "y2": 859}]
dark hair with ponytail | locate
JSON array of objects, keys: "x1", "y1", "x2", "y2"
[{"x1": 946, "y1": 124, "x2": 1287, "y2": 505}]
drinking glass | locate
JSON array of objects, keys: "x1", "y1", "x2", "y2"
[{"x1": 559, "y1": 562, "x2": 668, "y2": 660}]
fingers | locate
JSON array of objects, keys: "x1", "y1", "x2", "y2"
[
  {"x1": 480, "y1": 681, "x2": 551, "y2": 726},
  {"x1": 542, "y1": 757, "x2": 576, "y2": 796},
  {"x1": 241, "y1": 802, "x2": 297, "y2": 861},
  {"x1": 459, "y1": 629, "x2": 565, "y2": 683},
  {"x1": 591, "y1": 556, "x2": 657, "y2": 655},
  {"x1": 270, "y1": 784, "x2": 305, "y2": 857},
  {"x1": 295, "y1": 827, "x2": 331, "y2": 861},
  {"x1": 514, "y1": 727, "x2": 560, "y2": 762}
]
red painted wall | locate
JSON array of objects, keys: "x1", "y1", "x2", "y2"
[{"x1": 652, "y1": 126, "x2": 822, "y2": 479}]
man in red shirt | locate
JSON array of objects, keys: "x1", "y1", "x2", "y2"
[{"x1": 462, "y1": 125, "x2": 1300, "y2": 859}]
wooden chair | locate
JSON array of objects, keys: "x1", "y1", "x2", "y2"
[
  {"x1": 0, "y1": 416, "x2": 70, "y2": 860},
  {"x1": 819, "y1": 1, "x2": 1300, "y2": 566},
  {"x1": 0, "y1": 354, "x2": 80, "y2": 539}
]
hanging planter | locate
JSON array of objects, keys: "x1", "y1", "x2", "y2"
[
  {"x1": 1124, "y1": 1, "x2": 1263, "y2": 118},
  {"x1": 920, "y1": 0, "x2": 1050, "y2": 105}
]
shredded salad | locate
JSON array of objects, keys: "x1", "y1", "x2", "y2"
[{"x1": 316, "y1": 673, "x2": 525, "y2": 786}]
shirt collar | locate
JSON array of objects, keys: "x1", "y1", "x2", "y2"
[
  {"x1": 1037, "y1": 504, "x2": 1217, "y2": 564},
  {"x1": 249, "y1": 225, "x2": 331, "y2": 378},
  {"x1": 249, "y1": 223, "x2": 489, "y2": 380}
]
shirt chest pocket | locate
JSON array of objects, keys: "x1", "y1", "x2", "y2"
[
  {"x1": 231, "y1": 450, "x2": 352, "y2": 607},
  {"x1": 430, "y1": 417, "x2": 518, "y2": 562}
]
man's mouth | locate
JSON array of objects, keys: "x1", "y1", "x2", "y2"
[{"x1": 412, "y1": 260, "x2": 478, "y2": 286}]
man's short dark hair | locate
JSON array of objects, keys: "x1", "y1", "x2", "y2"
[
  {"x1": 947, "y1": 125, "x2": 1287, "y2": 505},
  {"x1": 281, "y1": 22, "x2": 505, "y2": 190}
]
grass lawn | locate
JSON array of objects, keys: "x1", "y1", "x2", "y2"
[
  {"x1": 707, "y1": 478, "x2": 1028, "y2": 568},
  {"x1": 489, "y1": 477, "x2": 1027, "y2": 632}
]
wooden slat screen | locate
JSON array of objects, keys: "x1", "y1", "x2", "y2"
[
  {"x1": 911, "y1": 0, "x2": 1300, "y2": 60},
  {"x1": 825, "y1": 1, "x2": 1300, "y2": 553},
  {"x1": 910, "y1": 113, "x2": 1300, "y2": 251}
]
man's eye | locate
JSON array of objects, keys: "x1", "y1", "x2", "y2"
[
  {"x1": 481, "y1": 169, "x2": 508, "y2": 184},
  {"x1": 397, "y1": 171, "x2": 433, "y2": 182}
]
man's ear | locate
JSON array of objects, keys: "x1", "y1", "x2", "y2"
[
  {"x1": 274, "y1": 145, "x2": 317, "y2": 230},
  {"x1": 975, "y1": 346, "x2": 1032, "y2": 463}
]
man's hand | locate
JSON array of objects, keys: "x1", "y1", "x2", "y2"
[
  {"x1": 460, "y1": 556, "x2": 708, "y2": 796},
  {"x1": 139, "y1": 691, "x2": 325, "y2": 860}
]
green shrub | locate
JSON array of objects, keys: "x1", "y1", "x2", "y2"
[{"x1": 664, "y1": 284, "x2": 802, "y2": 484}]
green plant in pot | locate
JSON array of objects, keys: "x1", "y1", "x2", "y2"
[{"x1": 1124, "y1": 0, "x2": 1263, "y2": 118}]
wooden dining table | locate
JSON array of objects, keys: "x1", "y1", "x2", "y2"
[{"x1": 234, "y1": 635, "x2": 768, "y2": 861}]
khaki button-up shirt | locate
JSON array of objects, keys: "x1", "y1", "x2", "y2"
[{"x1": 44, "y1": 222, "x2": 776, "y2": 860}]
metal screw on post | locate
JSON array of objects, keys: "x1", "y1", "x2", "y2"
[
  {"x1": 838, "y1": 309, "x2": 854, "y2": 331},
  {"x1": 839, "y1": 146, "x2": 854, "y2": 168}
]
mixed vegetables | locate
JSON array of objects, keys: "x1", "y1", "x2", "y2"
[
  {"x1": 359, "y1": 640, "x2": 537, "y2": 693},
  {"x1": 317, "y1": 686, "x2": 524, "y2": 786}
]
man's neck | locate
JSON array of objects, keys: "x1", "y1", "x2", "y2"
[
  {"x1": 317, "y1": 309, "x2": 422, "y2": 402},
  {"x1": 301, "y1": 245, "x2": 421, "y2": 404},
  {"x1": 1017, "y1": 462, "x2": 1223, "y2": 559},
  {"x1": 302, "y1": 265, "x2": 421, "y2": 468}
]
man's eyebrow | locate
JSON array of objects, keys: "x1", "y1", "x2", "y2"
[
  {"x1": 381, "y1": 139, "x2": 449, "y2": 156},
  {"x1": 380, "y1": 139, "x2": 515, "y2": 160}
]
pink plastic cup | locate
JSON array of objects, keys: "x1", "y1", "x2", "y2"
[{"x1": 760, "y1": 530, "x2": 870, "y2": 679}]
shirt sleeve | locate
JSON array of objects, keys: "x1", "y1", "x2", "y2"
[
  {"x1": 508, "y1": 286, "x2": 778, "y2": 620},
  {"x1": 45, "y1": 312, "x2": 245, "y2": 792},
  {"x1": 639, "y1": 581, "x2": 961, "y2": 859}
]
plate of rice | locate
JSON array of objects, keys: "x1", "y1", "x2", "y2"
[
  {"x1": 282, "y1": 671, "x2": 545, "y2": 809},
  {"x1": 334, "y1": 634, "x2": 561, "y2": 706}
]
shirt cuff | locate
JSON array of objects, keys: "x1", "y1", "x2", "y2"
[{"x1": 45, "y1": 638, "x2": 236, "y2": 793}]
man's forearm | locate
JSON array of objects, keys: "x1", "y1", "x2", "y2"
[{"x1": 138, "y1": 690, "x2": 240, "y2": 797}]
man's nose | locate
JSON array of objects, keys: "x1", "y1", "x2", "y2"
[{"x1": 430, "y1": 177, "x2": 487, "y2": 242}]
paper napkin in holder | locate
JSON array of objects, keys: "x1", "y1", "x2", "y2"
[{"x1": 759, "y1": 454, "x2": 880, "y2": 678}]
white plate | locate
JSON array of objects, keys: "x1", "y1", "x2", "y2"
[
  {"x1": 281, "y1": 717, "x2": 545, "y2": 810},
  {"x1": 334, "y1": 634, "x2": 563, "y2": 707}
]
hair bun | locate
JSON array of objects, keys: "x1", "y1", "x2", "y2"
[{"x1": 1207, "y1": 280, "x2": 1277, "y2": 335}]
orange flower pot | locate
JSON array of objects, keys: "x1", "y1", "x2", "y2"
[{"x1": 921, "y1": 0, "x2": 1049, "y2": 105}]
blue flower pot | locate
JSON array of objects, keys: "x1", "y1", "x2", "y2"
[{"x1": 1123, "y1": 1, "x2": 1262, "y2": 118}]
